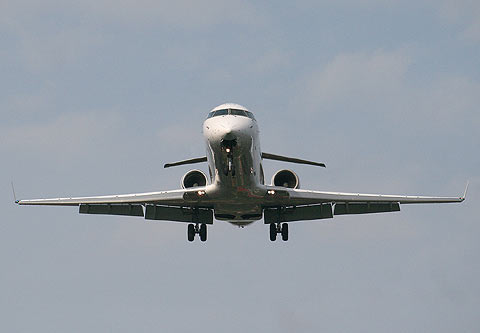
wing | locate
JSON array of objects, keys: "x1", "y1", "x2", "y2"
[
  {"x1": 261, "y1": 184, "x2": 466, "y2": 223},
  {"x1": 280, "y1": 187, "x2": 466, "y2": 205},
  {"x1": 16, "y1": 187, "x2": 216, "y2": 223},
  {"x1": 16, "y1": 188, "x2": 204, "y2": 206}
]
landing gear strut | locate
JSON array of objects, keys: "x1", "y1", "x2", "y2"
[
  {"x1": 269, "y1": 223, "x2": 289, "y2": 242},
  {"x1": 187, "y1": 223, "x2": 207, "y2": 242},
  {"x1": 222, "y1": 138, "x2": 236, "y2": 176}
]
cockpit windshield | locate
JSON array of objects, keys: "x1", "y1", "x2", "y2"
[
  {"x1": 207, "y1": 109, "x2": 256, "y2": 120},
  {"x1": 214, "y1": 109, "x2": 229, "y2": 116},
  {"x1": 230, "y1": 109, "x2": 247, "y2": 117}
]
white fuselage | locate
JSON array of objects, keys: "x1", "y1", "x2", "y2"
[{"x1": 203, "y1": 114, "x2": 265, "y2": 224}]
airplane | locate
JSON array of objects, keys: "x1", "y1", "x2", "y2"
[{"x1": 16, "y1": 103, "x2": 467, "y2": 242}]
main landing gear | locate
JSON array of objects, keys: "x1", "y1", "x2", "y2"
[
  {"x1": 269, "y1": 223, "x2": 288, "y2": 241},
  {"x1": 187, "y1": 223, "x2": 207, "y2": 242}
]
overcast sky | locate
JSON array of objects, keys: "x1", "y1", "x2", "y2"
[{"x1": 1, "y1": 1, "x2": 479, "y2": 332}]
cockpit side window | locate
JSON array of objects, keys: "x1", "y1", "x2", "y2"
[
  {"x1": 245, "y1": 111, "x2": 256, "y2": 120},
  {"x1": 207, "y1": 109, "x2": 228, "y2": 118}
]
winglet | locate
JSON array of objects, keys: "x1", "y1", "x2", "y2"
[
  {"x1": 11, "y1": 182, "x2": 19, "y2": 204},
  {"x1": 461, "y1": 181, "x2": 469, "y2": 201}
]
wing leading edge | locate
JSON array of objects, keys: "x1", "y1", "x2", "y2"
[
  {"x1": 280, "y1": 187, "x2": 466, "y2": 206},
  {"x1": 16, "y1": 187, "x2": 217, "y2": 223},
  {"x1": 261, "y1": 184, "x2": 466, "y2": 223},
  {"x1": 16, "y1": 188, "x2": 206, "y2": 206}
]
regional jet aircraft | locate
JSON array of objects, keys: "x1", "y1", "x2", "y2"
[{"x1": 16, "y1": 103, "x2": 467, "y2": 242}]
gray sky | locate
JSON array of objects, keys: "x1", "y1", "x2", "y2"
[{"x1": 1, "y1": 1, "x2": 479, "y2": 332}]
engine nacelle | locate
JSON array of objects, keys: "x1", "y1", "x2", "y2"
[
  {"x1": 271, "y1": 169, "x2": 300, "y2": 189},
  {"x1": 181, "y1": 170, "x2": 207, "y2": 189}
]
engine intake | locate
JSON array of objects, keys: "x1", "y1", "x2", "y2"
[
  {"x1": 182, "y1": 170, "x2": 207, "y2": 188},
  {"x1": 271, "y1": 169, "x2": 300, "y2": 189}
]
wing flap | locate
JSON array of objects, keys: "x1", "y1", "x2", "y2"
[
  {"x1": 79, "y1": 204, "x2": 144, "y2": 217},
  {"x1": 334, "y1": 202, "x2": 400, "y2": 215},
  {"x1": 264, "y1": 204, "x2": 333, "y2": 223},
  {"x1": 145, "y1": 205, "x2": 213, "y2": 224}
]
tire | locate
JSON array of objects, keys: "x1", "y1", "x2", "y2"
[
  {"x1": 269, "y1": 223, "x2": 277, "y2": 241},
  {"x1": 281, "y1": 223, "x2": 289, "y2": 241},
  {"x1": 199, "y1": 223, "x2": 207, "y2": 242},
  {"x1": 187, "y1": 224, "x2": 195, "y2": 242}
]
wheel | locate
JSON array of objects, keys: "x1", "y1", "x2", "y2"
[
  {"x1": 269, "y1": 223, "x2": 277, "y2": 241},
  {"x1": 199, "y1": 223, "x2": 207, "y2": 242},
  {"x1": 187, "y1": 224, "x2": 195, "y2": 242},
  {"x1": 281, "y1": 223, "x2": 289, "y2": 241}
]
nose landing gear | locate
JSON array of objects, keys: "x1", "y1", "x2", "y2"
[
  {"x1": 222, "y1": 138, "x2": 236, "y2": 177},
  {"x1": 224, "y1": 157, "x2": 235, "y2": 177}
]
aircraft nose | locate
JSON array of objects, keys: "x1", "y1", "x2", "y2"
[
  {"x1": 204, "y1": 115, "x2": 254, "y2": 147},
  {"x1": 222, "y1": 127, "x2": 236, "y2": 141}
]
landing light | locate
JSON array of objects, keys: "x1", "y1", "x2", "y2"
[
  {"x1": 197, "y1": 190, "x2": 206, "y2": 196},
  {"x1": 226, "y1": 148, "x2": 231, "y2": 153},
  {"x1": 267, "y1": 190, "x2": 275, "y2": 195}
]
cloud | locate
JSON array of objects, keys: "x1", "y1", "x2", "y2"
[
  {"x1": 291, "y1": 47, "x2": 479, "y2": 193},
  {"x1": 1, "y1": 85, "x2": 56, "y2": 118},
  {"x1": 437, "y1": 0, "x2": 480, "y2": 43},
  {"x1": 300, "y1": 47, "x2": 480, "y2": 131},
  {"x1": 1, "y1": 0, "x2": 266, "y2": 73},
  {"x1": 413, "y1": 76, "x2": 480, "y2": 128},
  {"x1": 0, "y1": 110, "x2": 124, "y2": 157},
  {"x1": 248, "y1": 49, "x2": 291, "y2": 74},
  {"x1": 1, "y1": 0, "x2": 263, "y2": 29},
  {"x1": 89, "y1": 0, "x2": 263, "y2": 28},
  {"x1": 16, "y1": 26, "x2": 104, "y2": 72},
  {"x1": 302, "y1": 48, "x2": 412, "y2": 111}
]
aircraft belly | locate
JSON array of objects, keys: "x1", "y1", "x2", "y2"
[{"x1": 214, "y1": 203, "x2": 262, "y2": 223}]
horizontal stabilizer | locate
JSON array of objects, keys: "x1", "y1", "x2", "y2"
[
  {"x1": 262, "y1": 152, "x2": 326, "y2": 168},
  {"x1": 164, "y1": 157, "x2": 207, "y2": 168}
]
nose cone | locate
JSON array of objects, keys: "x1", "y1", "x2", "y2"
[
  {"x1": 219, "y1": 116, "x2": 252, "y2": 140},
  {"x1": 204, "y1": 115, "x2": 254, "y2": 150},
  {"x1": 223, "y1": 128, "x2": 235, "y2": 141}
]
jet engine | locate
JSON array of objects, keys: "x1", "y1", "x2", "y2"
[
  {"x1": 271, "y1": 169, "x2": 300, "y2": 189},
  {"x1": 181, "y1": 170, "x2": 207, "y2": 188}
]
